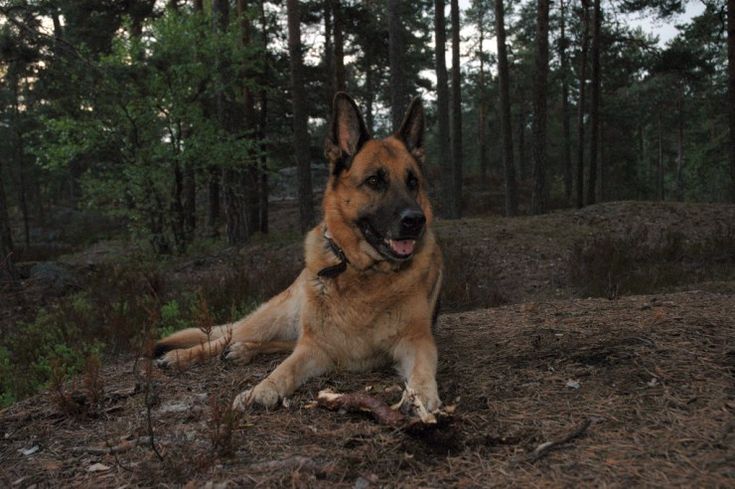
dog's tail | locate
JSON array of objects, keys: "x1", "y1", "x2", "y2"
[{"x1": 153, "y1": 325, "x2": 232, "y2": 358}]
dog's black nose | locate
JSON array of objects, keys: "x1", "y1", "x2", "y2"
[{"x1": 400, "y1": 209, "x2": 426, "y2": 235}]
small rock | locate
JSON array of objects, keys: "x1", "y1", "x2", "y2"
[
  {"x1": 565, "y1": 379, "x2": 581, "y2": 390},
  {"x1": 354, "y1": 477, "x2": 371, "y2": 489},
  {"x1": 88, "y1": 463, "x2": 110, "y2": 472},
  {"x1": 20, "y1": 446, "x2": 39, "y2": 456}
]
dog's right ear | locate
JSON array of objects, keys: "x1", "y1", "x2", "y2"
[{"x1": 324, "y1": 92, "x2": 370, "y2": 175}]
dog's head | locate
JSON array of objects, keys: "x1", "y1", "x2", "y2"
[{"x1": 323, "y1": 93, "x2": 433, "y2": 266}]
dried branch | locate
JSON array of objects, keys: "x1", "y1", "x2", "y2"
[
  {"x1": 522, "y1": 418, "x2": 592, "y2": 463},
  {"x1": 317, "y1": 390, "x2": 406, "y2": 426}
]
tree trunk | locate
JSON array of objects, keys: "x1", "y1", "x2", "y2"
[
  {"x1": 434, "y1": 0, "x2": 454, "y2": 217},
  {"x1": 259, "y1": 0, "x2": 269, "y2": 234},
  {"x1": 11, "y1": 75, "x2": 29, "y2": 248},
  {"x1": 287, "y1": 0, "x2": 315, "y2": 232},
  {"x1": 333, "y1": 0, "x2": 346, "y2": 92},
  {"x1": 240, "y1": 0, "x2": 260, "y2": 238},
  {"x1": 388, "y1": 0, "x2": 407, "y2": 129},
  {"x1": 531, "y1": 0, "x2": 550, "y2": 215},
  {"x1": 575, "y1": 0, "x2": 590, "y2": 209},
  {"x1": 518, "y1": 106, "x2": 527, "y2": 181},
  {"x1": 478, "y1": 11, "x2": 488, "y2": 185},
  {"x1": 676, "y1": 90, "x2": 685, "y2": 201},
  {"x1": 560, "y1": 0, "x2": 572, "y2": 203},
  {"x1": 324, "y1": 0, "x2": 335, "y2": 102},
  {"x1": 450, "y1": 0, "x2": 463, "y2": 218},
  {"x1": 0, "y1": 157, "x2": 15, "y2": 283},
  {"x1": 728, "y1": 0, "x2": 735, "y2": 201},
  {"x1": 587, "y1": 0, "x2": 601, "y2": 205},
  {"x1": 495, "y1": 0, "x2": 518, "y2": 216},
  {"x1": 657, "y1": 112, "x2": 664, "y2": 201}
]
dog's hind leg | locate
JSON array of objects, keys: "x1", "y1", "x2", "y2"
[{"x1": 155, "y1": 271, "x2": 305, "y2": 369}]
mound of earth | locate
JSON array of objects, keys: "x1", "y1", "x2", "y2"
[{"x1": 2, "y1": 290, "x2": 734, "y2": 487}]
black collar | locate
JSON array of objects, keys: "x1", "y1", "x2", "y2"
[{"x1": 317, "y1": 231, "x2": 349, "y2": 278}]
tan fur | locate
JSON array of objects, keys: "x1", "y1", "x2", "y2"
[{"x1": 156, "y1": 99, "x2": 443, "y2": 411}]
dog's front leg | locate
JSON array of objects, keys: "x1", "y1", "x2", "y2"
[
  {"x1": 232, "y1": 340, "x2": 332, "y2": 410},
  {"x1": 393, "y1": 332, "x2": 441, "y2": 412}
]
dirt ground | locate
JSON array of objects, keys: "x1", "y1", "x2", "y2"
[{"x1": 2, "y1": 289, "x2": 734, "y2": 487}]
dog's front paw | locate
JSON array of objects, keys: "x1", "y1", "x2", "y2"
[
  {"x1": 232, "y1": 380, "x2": 280, "y2": 411},
  {"x1": 222, "y1": 341, "x2": 256, "y2": 365},
  {"x1": 415, "y1": 385, "x2": 441, "y2": 413}
]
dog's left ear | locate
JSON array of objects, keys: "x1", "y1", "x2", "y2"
[{"x1": 396, "y1": 96, "x2": 425, "y2": 162}]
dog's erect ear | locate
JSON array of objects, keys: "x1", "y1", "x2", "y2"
[
  {"x1": 396, "y1": 96, "x2": 425, "y2": 162},
  {"x1": 324, "y1": 92, "x2": 370, "y2": 174}
]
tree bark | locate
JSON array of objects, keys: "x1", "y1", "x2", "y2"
[
  {"x1": 333, "y1": 0, "x2": 346, "y2": 92},
  {"x1": 495, "y1": 0, "x2": 518, "y2": 216},
  {"x1": 728, "y1": 0, "x2": 735, "y2": 201},
  {"x1": 259, "y1": 0, "x2": 269, "y2": 234},
  {"x1": 587, "y1": 0, "x2": 601, "y2": 205},
  {"x1": 287, "y1": 0, "x2": 315, "y2": 232},
  {"x1": 450, "y1": 0, "x2": 463, "y2": 218},
  {"x1": 324, "y1": 0, "x2": 335, "y2": 102},
  {"x1": 676, "y1": 91, "x2": 685, "y2": 201},
  {"x1": 478, "y1": 9, "x2": 488, "y2": 185},
  {"x1": 0, "y1": 157, "x2": 15, "y2": 282},
  {"x1": 518, "y1": 106, "x2": 527, "y2": 181},
  {"x1": 560, "y1": 0, "x2": 572, "y2": 203},
  {"x1": 434, "y1": 0, "x2": 454, "y2": 217},
  {"x1": 576, "y1": 0, "x2": 590, "y2": 209},
  {"x1": 657, "y1": 112, "x2": 664, "y2": 201},
  {"x1": 531, "y1": 0, "x2": 550, "y2": 215},
  {"x1": 388, "y1": 0, "x2": 407, "y2": 129}
]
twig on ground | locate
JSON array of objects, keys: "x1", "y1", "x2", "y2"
[
  {"x1": 244, "y1": 456, "x2": 334, "y2": 474},
  {"x1": 71, "y1": 437, "x2": 149, "y2": 456},
  {"x1": 317, "y1": 390, "x2": 406, "y2": 426},
  {"x1": 521, "y1": 418, "x2": 592, "y2": 463}
]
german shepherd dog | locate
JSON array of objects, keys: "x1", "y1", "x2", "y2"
[{"x1": 155, "y1": 93, "x2": 443, "y2": 412}]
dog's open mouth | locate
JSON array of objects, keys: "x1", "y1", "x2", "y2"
[{"x1": 359, "y1": 220, "x2": 419, "y2": 260}]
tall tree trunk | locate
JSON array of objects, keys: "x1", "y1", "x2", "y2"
[
  {"x1": 365, "y1": 56, "x2": 375, "y2": 133},
  {"x1": 11, "y1": 74, "x2": 29, "y2": 247},
  {"x1": 587, "y1": 0, "x2": 601, "y2": 205},
  {"x1": 333, "y1": 0, "x2": 346, "y2": 92},
  {"x1": 531, "y1": 0, "x2": 550, "y2": 215},
  {"x1": 0, "y1": 157, "x2": 15, "y2": 282},
  {"x1": 388, "y1": 0, "x2": 407, "y2": 128},
  {"x1": 576, "y1": 0, "x2": 590, "y2": 209},
  {"x1": 728, "y1": 0, "x2": 735, "y2": 201},
  {"x1": 676, "y1": 90, "x2": 685, "y2": 201},
  {"x1": 478, "y1": 10, "x2": 489, "y2": 185},
  {"x1": 450, "y1": 0, "x2": 463, "y2": 217},
  {"x1": 560, "y1": 0, "x2": 572, "y2": 203},
  {"x1": 518, "y1": 106, "x2": 527, "y2": 181},
  {"x1": 324, "y1": 0, "x2": 335, "y2": 103},
  {"x1": 194, "y1": 0, "x2": 204, "y2": 12},
  {"x1": 239, "y1": 0, "x2": 260, "y2": 238},
  {"x1": 495, "y1": 0, "x2": 518, "y2": 216},
  {"x1": 287, "y1": 0, "x2": 315, "y2": 232},
  {"x1": 258, "y1": 0, "x2": 269, "y2": 233},
  {"x1": 434, "y1": 0, "x2": 454, "y2": 217},
  {"x1": 207, "y1": 0, "x2": 227, "y2": 237},
  {"x1": 657, "y1": 112, "x2": 664, "y2": 201}
]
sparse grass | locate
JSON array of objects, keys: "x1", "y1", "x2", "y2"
[
  {"x1": 0, "y1": 249, "x2": 300, "y2": 407},
  {"x1": 569, "y1": 224, "x2": 735, "y2": 299}
]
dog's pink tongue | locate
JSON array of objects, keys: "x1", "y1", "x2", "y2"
[{"x1": 389, "y1": 239, "x2": 416, "y2": 256}]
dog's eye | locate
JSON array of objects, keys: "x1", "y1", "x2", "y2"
[
  {"x1": 366, "y1": 175, "x2": 381, "y2": 188},
  {"x1": 407, "y1": 175, "x2": 418, "y2": 190}
]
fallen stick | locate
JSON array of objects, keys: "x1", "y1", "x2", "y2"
[
  {"x1": 317, "y1": 390, "x2": 406, "y2": 426},
  {"x1": 245, "y1": 456, "x2": 334, "y2": 474},
  {"x1": 71, "y1": 437, "x2": 148, "y2": 455},
  {"x1": 523, "y1": 418, "x2": 592, "y2": 463}
]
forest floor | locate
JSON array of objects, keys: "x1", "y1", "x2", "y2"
[{"x1": 1, "y1": 201, "x2": 735, "y2": 487}]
